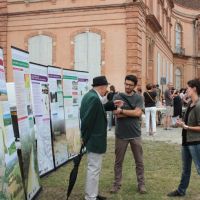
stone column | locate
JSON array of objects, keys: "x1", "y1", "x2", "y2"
[{"x1": 125, "y1": 2, "x2": 145, "y2": 85}]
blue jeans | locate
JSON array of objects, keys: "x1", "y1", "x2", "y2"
[{"x1": 178, "y1": 144, "x2": 200, "y2": 195}]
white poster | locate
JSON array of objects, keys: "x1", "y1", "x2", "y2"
[
  {"x1": 63, "y1": 70, "x2": 84, "y2": 156},
  {"x1": 11, "y1": 47, "x2": 41, "y2": 200},
  {"x1": 0, "y1": 48, "x2": 26, "y2": 200},
  {"x1": 48, "y1": 66, "x2": 67, "y2": 167},
  {"x1": 30, "y1": 63, "x2": 54, "y2": 176}
]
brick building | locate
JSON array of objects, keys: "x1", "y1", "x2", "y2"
[{"x1": 0, "y1": 0, "x2": 199, "y2": 91}]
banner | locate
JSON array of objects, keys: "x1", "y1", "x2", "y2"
[
  {"x1": 63, "y1": 70, "x2": 89, "y2": 156},
  {"x1": 30, "y1": 63, "x2": 54, "y2": 176},
  {"x1": 0, "y1": 48, "x2": 25, "y2": 200},
  {"x1": 11, "y1": 47, "x2": 41, "y2": 200},
  {"x1": 48, "y1": 66, "x2": 67, "y2": 167}
]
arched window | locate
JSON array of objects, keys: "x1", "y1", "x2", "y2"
[
  {"x1": 175, "y1": 23, "x2": 182, "y2": 53},
  {"x1": 28, "y1": 35, "x2": 53, "y2": 66},
  {"x1": 74, "y1": 32, "x2": 101, "y2": 84},
  {"x1": 175, "y1": 68, "x2": 181, "y2": 90}
]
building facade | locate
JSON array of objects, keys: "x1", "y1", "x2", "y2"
[{"x1": 0, "y1": 0, "x2": 199, "y2": 91}]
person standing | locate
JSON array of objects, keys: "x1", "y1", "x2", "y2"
[
  {"x1": 107, "y1": 85, "x2": 117, "y2": 131},
  {"x1": 143, "y1": 83, "x2": 157, "y2": 136},
  {"x1": 172, "y1": 90, "x2": 182, "y2": 126},
  {"x1": 110, "y1": 75, "x2": 147, "y2": 194},
  {"x1": 80, "y1": 76, "x2": 123, "y2": 200},
  {"x1": 163, "y1": 83, "x2": 173, "y2": 130},
  {"x1": 167, "y1": 78, "x2": 200, "y2": 197}
]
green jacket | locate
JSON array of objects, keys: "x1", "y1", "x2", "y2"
[
  {"x1": 187, "y1": 98, "x2": 200, "y2": 142},
  {"x1": 80, "y1": 89, "x2": 115, "y2": 154}
]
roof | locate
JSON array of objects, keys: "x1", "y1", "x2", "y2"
[{"x1": 174, "y1": 0, "x2": 200, "y2": 10}]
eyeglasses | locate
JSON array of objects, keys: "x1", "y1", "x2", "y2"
[{"x1": 124, "y1": 82, "x2": 135, "y2": 87}]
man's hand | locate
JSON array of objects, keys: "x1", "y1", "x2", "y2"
[
  {"x1": 114, "y1": 100, "x2": 124, "y2": 107},
  {"x1": 176, "y1": 119, "x2": 188, "y2": 129}
]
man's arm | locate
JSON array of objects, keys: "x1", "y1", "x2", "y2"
[{"x1": 114, "y1": 107, "x2": 142, "y2": 118}]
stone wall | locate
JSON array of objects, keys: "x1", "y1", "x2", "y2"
[
  {"x1": 125, "y1": 2, "x2": 145, "y2": 86},
  {"x1": 0, "y1": 0, "x2": 7, "y2": 75}
]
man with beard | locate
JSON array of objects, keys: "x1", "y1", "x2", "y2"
[{"x1": 110, "y1": 74, "x2": 146, "y2": 194}]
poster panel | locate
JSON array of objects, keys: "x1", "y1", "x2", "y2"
[
  {"x1": 63, "y1": 70, "x2": 85, "y2": 156},
  {"x1": 76, "y1": 71, "x2": 89, "y2": 105},
  {"x1": 30, "y1": 63, "x2": 54, "y2": 176},
  {"x1": 11, "y1": 47, "x2": 41, "y2": 200},
  {"x1": 48, "y1": 66, "x2": 67, "y2": 167},
  {"x1": 0, "y1": 48, "x2": 25, "y2": 200}
]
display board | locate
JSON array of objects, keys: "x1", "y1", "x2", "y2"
[
  {"x1": 48, "y1": 66, "x2": 67, "y2": 167},
  {"x1": 30, "y1": 62, "x2": 54, "y2": 176},
  {"x1": 0, "y1": 48, "x2": 25, "y2": 200},
  {"x1": 63, "y1": 70, "x2": 89, "y2": 156},
  {"x1": 11, "y1": 47, "x2": 41, "y2": 200}
]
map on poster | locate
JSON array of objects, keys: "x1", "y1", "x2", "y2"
[
  {"x1": 48, "y1": 66, "x2": 67, "y2": 167},
  {"x1": 0, "y1": 47, "x2": 25, "y2": 200},
  {"x1": 30, "y1": 63, "x2": 54, "y2": 176},
  {"x1": 11, "y1": 47, "x2": 41, "y2": 200},
  {"x1": 63, "y1": 70, "x2": 89, "y2": 156}
]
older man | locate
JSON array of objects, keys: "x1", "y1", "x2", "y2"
[{"x1": 80, "y1": 76, "x2": 123, "y2": 200}]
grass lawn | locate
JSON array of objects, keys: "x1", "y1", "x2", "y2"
[{"x1": 36, "y1": 139, "x2": 200, "y2": 200}]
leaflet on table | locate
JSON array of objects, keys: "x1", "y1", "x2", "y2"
[
  {"x1": 48, "y1": 66, "x2": 68, "y2": 167},
  {"x1": 11, "y1": 47, "x2": 41, "y2": 200},
  {"x1": 30, "y1": 62, "x2": 54, "y2": 176}
]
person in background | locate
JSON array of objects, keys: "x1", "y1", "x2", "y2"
[
  {"x1": 107, "y1": 85, "x2": 117, "y2": 131},
  {"x1": 167, "y1": 78, "x2": 200, "y2": 197},
  {"x1": 80, "y1": 76, "x2": 123, "y2": 200},
  {"x1": 143, "y1": 83, "x2": 157, "y2": 136},
  {"x1": 172, "y1": 90, "x2": 182, "y2": 127},
  {"x1": 163, "y1": 83, "x2": 173, "y2": 130},
  {"x1": 110, "y1": 75, "x2": 147, "y2": 194}
]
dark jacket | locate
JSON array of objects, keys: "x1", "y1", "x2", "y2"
[
  {"x1": 80, "y1": 89, "x2": 115, "y2": 154},
  {"x1": 186, "y1": 98, "x2": 200, "y2": 142}
]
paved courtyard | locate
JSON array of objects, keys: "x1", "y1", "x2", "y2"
[{"x1": 108, "y1": 126, "x2": 182, "y2": 145}]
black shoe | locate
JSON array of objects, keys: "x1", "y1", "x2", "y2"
[
  {"x1": 167, "y1": 190, "x2": 185, "y2": 197},
  {"x1": 96, "y1": 195, "x2": 107, "y2": 200}
]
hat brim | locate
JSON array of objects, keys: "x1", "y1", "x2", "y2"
[{"x1": 92, "y1": 83, "x2": 110, "y2": 87}]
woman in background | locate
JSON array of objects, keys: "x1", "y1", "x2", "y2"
[{"x1": 143, "y1": 83, "x2": 157, "y2": 136}]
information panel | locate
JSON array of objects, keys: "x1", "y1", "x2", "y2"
[
  {"x1": 11, "y1": 47, "x2": 40, "y2": 200},
  {"x1": 63, "y1": 70, "x2": 89, "y2": 156},
  {"x1": 48, "y1": 66, "x2": 67, "y2": 167},
  {"x1": 30, "y1": 62, "x2": 54, "y2": 176},
  {"x1": 0, "y1": 47, "x2": 25, "y2": 200}
]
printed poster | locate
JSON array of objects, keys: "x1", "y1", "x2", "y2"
[
  {"x1": 48, "y1": 66, "x2": 67, "y2": 167},
  {"x1": 63, "y1": 70, "x2": 81, "y2": 156},
  {"x1": 11, "y1": 47, "x2": 41, "y2": 200},
  {"x1": 30, "y1": 63, "x2": 54, "y2": 176},
  {"x1": 77, "y1": 71, "x2": 89, "y2": 105},
  {"x1": 0, "y1": 47, "x2": 25, "y2": 200}
]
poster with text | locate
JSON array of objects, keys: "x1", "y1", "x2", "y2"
[
  {"x1": 77, "y1": 71, "x2": 89, "y2": 105},
  {"x1": 0, "y1": 48, "x2": 25, "y2": 200},
  {"x1": 11, "y1": 47, "x2": 41, "y2": 200},
  {"x1": 63, "y1": 70, "x2": 82, "y2": 156},
  {"x1": 30, "y1": 63, "x2": 54, "y2": 176},
  {"x1": 48, "y1": 66, "x2": 67, "y2": 167}
]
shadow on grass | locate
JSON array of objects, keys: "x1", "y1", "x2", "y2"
[{"x1": 36, "y1": 139, "x2": 200, "y2": 200}]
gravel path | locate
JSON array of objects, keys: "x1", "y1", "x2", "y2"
[{"x1": 107, "y1": 126, "x2": 182, "y2": 145}]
